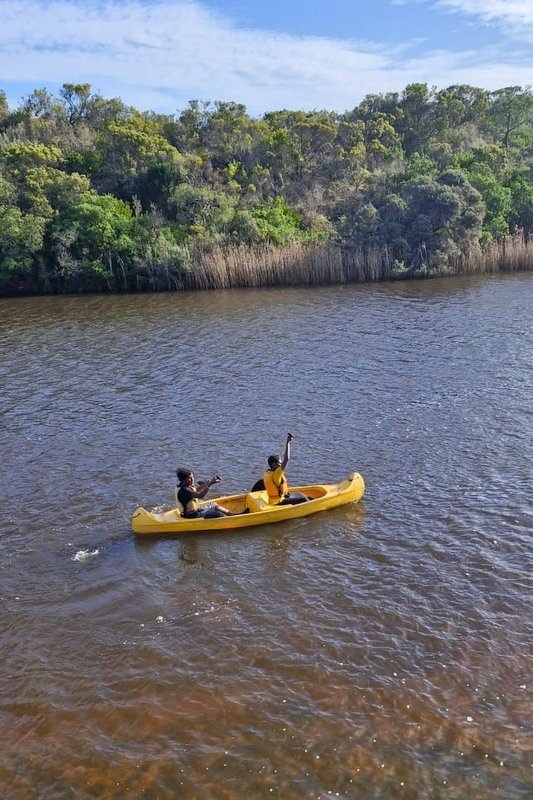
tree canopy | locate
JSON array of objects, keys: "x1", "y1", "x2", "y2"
[{"x1": 0, "y1": 82, "x2": 532, "y2": 294}]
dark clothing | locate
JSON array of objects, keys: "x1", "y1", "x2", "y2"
[
  {"x1": 279, "y1": 491, "x2": 308, "y2": 505},
  {"x1": 177, "y1": 485, "x2": 195, "y2": 516},
  {"x1": 178, "y1": 485, "x2": 225, "y2": 518},
  {"x1": 199, "y1": 506, "x2": 226, "y2": 519}
]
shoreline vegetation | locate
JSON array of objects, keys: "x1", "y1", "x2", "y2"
[
  {"x1": 4, "y1": 234, "x2": 533, "y2": 296},
  {"x1": 134, "y1": 234, "x2": 533, "y2": 293},
  {"x1": 1, "y1": 82, "x2": 532, "y2": 296}
]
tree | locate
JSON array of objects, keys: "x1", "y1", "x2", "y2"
[
  {"x1": 0, "y1": 90, "x2": 9, "y2": 123},
  {"x1": 201, "y1": 101, "x2": 261, "y2": 170},
  {"x1": 0, "y1": 172, "x2": 45, "y2": 288},
  {"x1": 0, "y1": 141, "x2": 63, "y2": 171},
  {"x1": 397, "y1": 83, "x2": 438, "y2": 155},
  {"x1": 362, "y1": 112, "x2": 403, "y2": 167},
  {"x1": 132, "y1": 212, "x2": 191, "y2": 288},
  {"x1": 458, "y1": 150, "x2": 512, "y2": 239},
  {"x1": 507, "y1": 172, "x2": 533, "y2": 233},
  {"x1": 434, "y1": 85, "x2": 489, "y2": 133},
  {"x1": 404, "y1": 152, "x2": 438, "y2": 182},
  {"x1": 251, "y1": 198, "x2": 304, "y2": 244},
  {"x1": 168, "y1": 184, "x2": 236, "y2": 243},
  {"x1": 335, "y1": 201, "x2": 380, "y2": 244},
  {"x1": 95, "y1": 116, "x2": 182, "y2": 197},
  {"x1": 0, "y1": 206, "x2": 45, "y2": 288},
  {"x1": 352, "y1": 92, "x2": 402, "y2": 122},
  {"x1": 21, "y1": 88, "x2": 56, "y2": 119},
  {"x1": 258, "y1": 110, "x2": 340, "y2": 203},
  {"x1": 60, "y1": 83, "x2": 93, "y2": 124},
  {"x1": 50, "y1": 193, "x2": 136, "y2": 287},
  {"x1": 133, "y1": 154, "x2": 202, "y2": 216},
  {"x1": 400, "y1": 170, "x2": 484, "y2": 267},
  {"x1": 486, "y1": 87, "x2": 533, "y2": 150}
]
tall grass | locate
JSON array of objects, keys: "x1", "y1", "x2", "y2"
[
  {"x1": 162, "y1": 232, "x2": 533, "y2": 292},
  {"x1": 457, "y1": 232, "x2": 533, "y2": 275},
  {"x1": 40, "y1": 232, "x2": 529, "y2": 294},
  {"x1": 172, "y1": 242, "x2": 395, "y2": 291}
]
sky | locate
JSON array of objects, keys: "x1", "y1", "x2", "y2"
[{"x1": 1, "y1": 0, "x2": 533, "y2": 117}]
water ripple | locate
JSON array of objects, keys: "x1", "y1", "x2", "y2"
[{"x1": 1, "y1": 276, "x2": 532, "y2": 798}]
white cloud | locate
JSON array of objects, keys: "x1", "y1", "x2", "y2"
[
  {"x1": 0, "y1": 0, "x2": 387, "y2": 112},
  {"x1": 0, "y1": 0, "x2": 532, "y2": 115},
  {"x1": 432, "y1": 0, "x2": 533, "y2": 42}
]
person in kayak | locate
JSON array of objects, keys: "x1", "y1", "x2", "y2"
[
  {"x1": 263, "y1": 433, "x2": 308, "y2": 505},
  {"x1": 175, "y1": 469, "x2": 235, "y2": 518}
]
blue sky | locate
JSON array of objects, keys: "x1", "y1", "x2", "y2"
[{"x1": 1, "y1": 0, "x2": 532, "y2": 117}]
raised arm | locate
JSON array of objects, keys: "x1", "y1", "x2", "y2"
[
  {"x1": 193, "y1": 474, "x2": 222, "y2": 498},
  {"x1": 280, "y1": 433, "x2": 293, "y2": 469}
]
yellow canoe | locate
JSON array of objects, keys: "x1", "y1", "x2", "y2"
[{"x1": 131, "y1": 471, "x2": 365, "y2": 535}]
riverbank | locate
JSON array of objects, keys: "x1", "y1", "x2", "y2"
[
  {"x1": 169, "y1": 231, "x2": 533, "y2": 292},
  {"x1": 2, "y1": 231, "x2": 532, "y2": 297}
]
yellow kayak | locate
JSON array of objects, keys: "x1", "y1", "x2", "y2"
[{"x1": 131, "y1": 472, "x2": 365, "y2": 535}]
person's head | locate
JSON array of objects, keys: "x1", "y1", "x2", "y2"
[
  {"x1": 177, "y1": 468, "x2": 193, "y2": 484},
  {"x1": 268, "y1": 455, "x2": 281, "y2": 469}
]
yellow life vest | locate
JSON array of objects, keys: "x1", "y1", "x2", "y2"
[
  {"x1": 263, "y1": 467, "x2": 288, "y2": 503},
  {"x1": 176, "y1": 485, "x2": 199, "y2": 517}
]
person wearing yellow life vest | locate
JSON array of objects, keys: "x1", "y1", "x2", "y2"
[
  {"x1": 263, "y1": 433, "x2": 308, "y2": 506},
  {"x1": 175, "y1": 469, "x2": 235, "y2": 518}
]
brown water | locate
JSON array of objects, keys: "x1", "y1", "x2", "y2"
[{"x1": 1, "y1": 274, "x2": 532, "y2": 799}]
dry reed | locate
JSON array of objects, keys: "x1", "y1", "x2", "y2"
[
  {"x1": 176, "y1": 241, "x2": 396, "y2": 291},
  {"x1": 140, "y1": 232, "x2": 533, "y2": 292}
]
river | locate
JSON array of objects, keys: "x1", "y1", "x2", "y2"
[{"x1": 0, "y1": 273, "x2": 532, "y2": 799}]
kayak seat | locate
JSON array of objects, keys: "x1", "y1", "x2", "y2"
[{"x1": 244, "y1": 492, "x2": 268, "y2": 513}]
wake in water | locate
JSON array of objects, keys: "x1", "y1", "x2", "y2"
[{"x1": 71, "y1": 548, "x2": 100, "y2": 562}]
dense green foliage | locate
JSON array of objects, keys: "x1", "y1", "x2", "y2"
[{"x1": 0, "y1": 82, "x2": 532, "y2": 293}]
